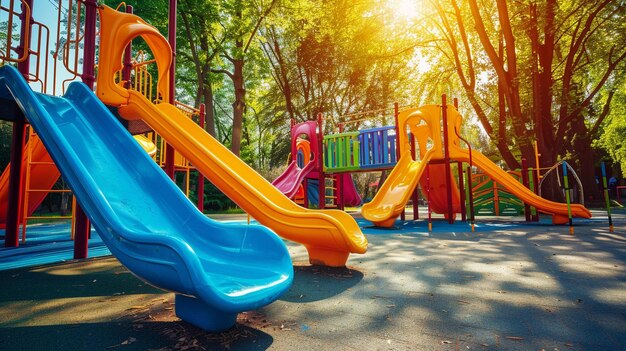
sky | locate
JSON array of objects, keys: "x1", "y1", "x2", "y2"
[{"x1": 1, "y1": 0, "x2": 85, "y2": 95}]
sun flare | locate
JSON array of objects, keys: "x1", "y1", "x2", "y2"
[{"x1": 391, "y1": 0, "x2": 420, "y2": 21}]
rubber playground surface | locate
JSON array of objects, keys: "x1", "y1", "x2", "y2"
[{"x1": 0, "y1": 209, "x2": 625, "y2": 351}]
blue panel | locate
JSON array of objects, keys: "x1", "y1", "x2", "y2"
[{"x1": 358, "y1": 126, "x2": 398, "y2": 169}]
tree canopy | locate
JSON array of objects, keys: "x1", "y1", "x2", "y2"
[{"x1": 101, "y1": 0, "x2": 625, "y2": 194}]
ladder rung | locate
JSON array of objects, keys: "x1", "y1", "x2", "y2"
[{"x1": 29, "y1": 161, "x2": 55, "y2": 165}]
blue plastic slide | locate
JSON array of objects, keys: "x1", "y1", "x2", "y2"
[{"x1": 0, "y1": 66, "x2": 293, "y2": 331}]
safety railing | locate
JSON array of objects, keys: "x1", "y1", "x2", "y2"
[
  {"x1": 323, "y1": 132, "x2": 360, "y2": 172},
  {"x1": 358, "y1": 126, "x2": 397, "y2": 169},
  {"x1": 0, "y1": 0, "x2": 31, "y2": 64}
]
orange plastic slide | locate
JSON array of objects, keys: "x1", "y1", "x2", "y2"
[
  {"x1": 361, "y1": 150, "x2": 433, "y2": 227},
  {"x1": 95, "y1": 5, "x2": 367, "y2": 266},
  {"x1": 0, "y1": 137, "x2": 60, "y2": 228},
  {"x1": 363, "y1": 103, "x2": 591, "y2": 226},
  {"x1": 0, "y1": 135, "x2": 156, "y2": 229},
  {"x1": 457, "y1": 149, "x2": 592, "y2": 223},
  {"x1": 443, "y1": 106, "x2": 591, "y2": 224}
]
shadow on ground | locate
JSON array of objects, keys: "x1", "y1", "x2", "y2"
[{"x1": 280, "y1": 264, "x2": 364, "y2": 303}]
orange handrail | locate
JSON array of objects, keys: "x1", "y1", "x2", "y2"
[{"x1": 0, "y1": 0, "x2": 31, "y2": 63}]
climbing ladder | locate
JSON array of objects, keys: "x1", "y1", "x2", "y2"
[
  {"x1": 324, "y1": 175, "x2": 340, "y2": 209},
  {"x1": 20, "y1": 127, "x2": 75, "y2": 241}
]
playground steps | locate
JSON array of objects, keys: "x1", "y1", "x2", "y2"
[{"x1": 471, "y1": 172, "x2": 524, "y2": 216}]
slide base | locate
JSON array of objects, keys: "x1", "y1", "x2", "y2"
[
  {"x1": 552, "y1": 214, "x2": 569, "y2": 225},
  {"x1": 307, "y1": 246, "x2": 350, "y2": 267},
  {"x1": 175, "y1": 294, "x2": 237, "y2": 332},
  {"x1": 374, "y1": 217, "x2": 398, "y2": 228}
]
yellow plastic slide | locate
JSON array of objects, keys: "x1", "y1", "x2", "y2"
[
  {"x1": 94, "y1": 5, "x2": 366, "y2": 266},
  {"x1": 458, "y1": 149, "x2": 592, "y2": 223},
  {"x1": 121, "y1": 91, "x2": 367, "y2": 266},
  {"x1": 361, "y1": 150, "x2": 434, "y2": 227}
]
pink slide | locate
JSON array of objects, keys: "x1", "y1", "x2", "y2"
[
  {"x1": 272, "y1": 161, "x2": 316, "y2": 199},
  {"x1": 341, "y1": 174, "x2": 362, "y2": 207}
]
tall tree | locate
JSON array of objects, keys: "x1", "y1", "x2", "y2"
[
  {"x1": 431, "y1": 0, "x2": 626, "y2": 200},
  {"x1": 177, "y1": 0, "x2": 222, "y2": 136},
  {"x1": 210, "y1": 0, "x2": 278, "y2": 156}
]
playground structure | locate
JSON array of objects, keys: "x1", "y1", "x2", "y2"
[
  {"x1": 0, "y1": 1, "x2": 205, "y2": 239},
  {"x1": 277, "y1": 96, "x2": 592, "y2": 228},
  {"x1": 0, "y1": 0, "x2": 606, "y2": 335},
  {"x1": 0, "y1": 129, "x2": 158, "y2": 235},
  {"x1": 274, "y1": 97, "x2": 593, "y2": 229},
  {"x1": 272, "y1": 119, "x2": 363, "y2": 210},
  {"x1": 360, "y1": 102, "x2": 592, "y2": 227},
  {"x1": 0, "y1": 1, "x2": 368, "y2": 331}
]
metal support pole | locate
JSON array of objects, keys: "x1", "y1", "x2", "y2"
[
  {"x1": 5, "y1": 0, "x2": 34, "y2": 247},
  {"x1": 197, "y1": 103, "x2": 206, "y2": 212},
  {"x1": 411, "y1": 133, "x2": 419, "y2": 220},
  {"x1": 532, "y1": 168, "x2": 540, "y2": 221},
  {"x1": 426, "y1": 164, "x2": 432, "y2": 231},
  {"x1": 521, "y1": 158, "x2": 531, "y2": 222},
  {"x1": 601, "y1": 162, "x2": 613, "y2": 233},
  {"x1": 73, "y1": 0, "x2": 98, "y2": 259},
  {"x1": 394, "y1": 102, "x2": 405, "y2": 220},
  {"x1": 317, "y1": 113, "x2": 325, "y2": 209},
  {"x1": 441, "y1": 95, "x2": 454, "y2": 224},
  {"x1": 5, "y1": 112, "x2": 26, "y2": 247},
  {"x1": 458, "y1": 161, "x2": 466, "y2": 222},
  {"x1": 562, "y1": 162, "x2": 574, "y2": 235},
  {"x1": 164, "y1": 0, "x2": 178, "y2": 179},
  {"x1": 465, "y1": 165, "x2": 475, "y2": 232}
]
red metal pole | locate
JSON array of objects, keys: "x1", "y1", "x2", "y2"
[
  {"x1": 394, "y1": 102, "x2": 405, "y2": 221},
  {"x1": 5, "y1": 0, "x2": 34, "y2": 247},
  {"x1": 453, "y1": 99, "x2": 465, "y2": 222},
  {"x1": 441, "y1": 94, "x2": 454, "y2": 224},
  {"x1": 317, "y1": 113, "x2": 325, "y2": 209},
  {"x1": 411, "y1": 133, "x2": 419, "y2": 220},
  {"x1": 426, "y1": 164, "x2": 432, "y2": 231},
  {"x1": 164, "y1": 0, "x2": 177, "y2": 179},
  {"x1": 532, "y1": 165, "x2": 540, "y2": 222},
  {"x1": 197, "y1": 103, "x2": 206, "y2": 212},
  {"x1": 458, "y1": 161, "x2": 466, "y2": 222},
  {"x1": 4, "y1": 117, "x2": 26, "y2": 247},
  {"x1": 393, "y1": 102, "x2": 400, "y2": 160},
  {"x1": 337, "y1": 124, "x2": 344, "y2": 210},
  {"x1": 73, "y1": 0, "x2": 98, "y2": 259}
]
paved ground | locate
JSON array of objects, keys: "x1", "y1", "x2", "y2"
[{"x1": 0, "y1": 209, "x2": 625, "y2": 350}]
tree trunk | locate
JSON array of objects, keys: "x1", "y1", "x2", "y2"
[
  {"x1": 231, "y1": 54, "x2": 245, "y2": 156},
  {"x1": 203, "y1": 79, "x2": 216, "y2": 137},
  {"x1": 571, "y1": 116, "x2": 600, "y2": 203}
]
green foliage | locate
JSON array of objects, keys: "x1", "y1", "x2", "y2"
[
  {"x1": 179, "y1": 171, "x2": 236, "y2": 212},
  {"x1": 594, "y1": 92, "x2": 626, "y2": 177},
  {"x1": 95, "y1": 0, "x2": 624, "y2": 194}
]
